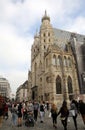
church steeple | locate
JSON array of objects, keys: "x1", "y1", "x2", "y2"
[{"x1": 42, "y1": 10, "x2": 50, "y2": 22}]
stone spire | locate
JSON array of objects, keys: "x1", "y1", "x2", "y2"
[
  {"x1": 34, "y1": 29, "x2": 39, "y2": 39},
  {"x1": 42, "y1": 10, "x2": 50, "y2": 22}
]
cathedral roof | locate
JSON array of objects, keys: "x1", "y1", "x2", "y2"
[{"x1": 53, "y1": 28, "x2": 85, "y2": 42}]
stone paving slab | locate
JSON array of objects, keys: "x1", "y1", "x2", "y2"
[{"x1": 1, "y1": 111, "x2": 85, "y2": 130}]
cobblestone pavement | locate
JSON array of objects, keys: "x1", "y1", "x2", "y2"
[{"x1": 1, "y1": 111, "x2": 85, "y2": 130}]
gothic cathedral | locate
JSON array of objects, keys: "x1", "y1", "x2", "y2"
[{"x1": 28, "y1": 11, "x2": 85, "y2": 105}]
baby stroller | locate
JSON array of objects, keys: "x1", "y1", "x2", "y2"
[{"x1": 25, "y1": 110, "x2": 34, "y2": 127}]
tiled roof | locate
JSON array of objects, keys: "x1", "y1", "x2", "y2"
[{"x1": 53, "y1": 28, "x2": 85, "y2": 42}]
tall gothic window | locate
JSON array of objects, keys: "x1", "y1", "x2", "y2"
[
  {"x1": 52, "y1": 55, "x2": 56, "y2": 65},
  {"x1": 57, "y1": 55, "x2": 62, "y2": 66},
  {"x1": 64, "y1": 56, "x2": 67, "y2": 66},
  {"x1": 67, "y1": 76, "x2": 73, "y2": 93},
  {"x1": 68, "y1": 57, "x2": 72, "y2": 67},
  {"x1": 56, "y1": 75, "x2": 62, "y2": 94}
]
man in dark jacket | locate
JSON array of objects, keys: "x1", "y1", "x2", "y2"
[
  {"x1": 0, "y1": 97, "x2": 4, "y2": 128},
  {"x1": 79, "y1": 100, "x2": 85, "y2": 125}
]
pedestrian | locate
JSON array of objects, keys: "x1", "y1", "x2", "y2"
[
  {"x1": 3, "y1": 102, "x2": 8, "y2": 120},
  {"x1": 39, "y1": 101, "x2": 45, "y2": 123},
  {"x1": 46, "y1": 101, "x2": 50, "y2": 111},
  {"x1": 51, "y1": 103, "x2": 58, "y2": 128},
  {"x1": 57, "y1": 100, "x2": 69, "y2": 130},
  {"x1": 33, "y1": 100, "x2": 39, "y2": 122},
  {"x1": 11, "y1": 104, "x2": 18, "y2": 127},
  {"x1": 0, "y1": 99, "x2": 4, "y2": 128},
  {"x1": 78, "y1": 100, "x2": 85, "y2": 125},
  {"x1": 70, "y1": 100, "x2": 78, "y2": 130},
  {"x1": 27, "y1": 100, "x2": 34, "y2": 112},
  {"x1": 17, "y1": 102, "x2": 22, "y2": 127}
]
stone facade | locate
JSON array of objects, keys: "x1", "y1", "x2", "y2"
[
  {"x1": 16, "y1": 80, "x2": 28, "y2": 102},
  {"x1": 0, "y1": 76, "x2": 11, "y2": 99},
  {"x1": 28, "y1": 11, "x2": 85, "y2": 105}
]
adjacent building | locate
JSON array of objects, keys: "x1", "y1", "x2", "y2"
[
  {"x1": 16, "y1": 80, "x2": 28, "y2": 102},
  {"x1": 0, "y1": 76, "x2": 11, "y2": 99}
]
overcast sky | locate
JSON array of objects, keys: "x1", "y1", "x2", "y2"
[{"x1": 0, "y1": 0, "x2": 85, "y2": 96}]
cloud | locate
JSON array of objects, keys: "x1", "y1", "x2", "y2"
[
  {"x1": 65, "y1": 16, "x2": 85, "y2": 35},
  {"x1": 0, "y1": 23, "x2": 32, "y2": 67}
]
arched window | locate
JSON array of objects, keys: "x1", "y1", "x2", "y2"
[
  {"x1": 64, "y1": 56, "x2": 67, "y2": 66},
  {"x1": 56, "y1": 75, "x2": 62, "y2": 94},
  {"x1": 67, "y1": 76, "x2": 73, "y2": 93},
  {"x1": 52, "y1": 55, "x2": 56, "y2": 65},
  {"x1": 48, "y1": 32, "x2": 50, "y2": 36},
  {"x1": 68, "y1": 57, "x2": 72, "y2": 67},
  {"x1": 44, "y1": 39, "x2": 45, "y2": 42},
  {"x1": 34, "y1": 63, "x2": 37, "y2": 72},
  {"x1": 43, "y1": 33, "x2": 45, "y2": 37},
  {"x1": 57, "y1": 55, "x2": 62, "y2": 66}
]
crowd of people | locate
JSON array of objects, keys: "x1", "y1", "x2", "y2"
[{"x1": 0, "y1": 98, "x2": 85, "y2": 130}]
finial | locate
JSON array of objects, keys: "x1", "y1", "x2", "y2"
[
  {"x1": 45, "y1": 10, "x2": 47, "y2": 16},
  {"x1": 34, "y1": 28, "x2": 39, "y2": 38},
  {"x1": 42, "y1": 10, "x2": 50, "y2": 22}
]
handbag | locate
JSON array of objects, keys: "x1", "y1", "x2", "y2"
[
  {"x1": 69, "y1": 110, "x2": 75, "y2": 117},
  {"x1": 60, "y1": 117, "x2": 66, "y2": 120},
  {"x1": 48, "y1": 112, "x2": 51, "y2": 118}
]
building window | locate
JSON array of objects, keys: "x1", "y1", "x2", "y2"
[
  {"x1": 67, "y1": 76, "x2": 73, "y2": 93},
  {"x1": 49, "y1": 39, "x2": 50, "y2": 42},
  {"x1": 52, "y1": 55, "x2": 56, "y2": 65},
  {"x1": 43, "y1": 33, "x2": 45, "y2": 37},
  {"x1": 44, "y1": 39, "x2": 45, "y2": 42},
  {"x1": 56, "y1": 75, "x2": 62, "y2": 94},
  {"x1": 40, "y1": 78, "x2": 42, "y2": 82},
  {"x1": 57, "y1": 55, "x2": 62, "y2": 66},
  {"x1": 68, "y1": 57, "x2": 72, "y2": 67},
  {"x1": 34, "y1": 62, "x2": 37, "y2": 71},
  {"x1": 48, "y1": 33, "x2": 50, "y2": 36},
  {"x1": 64, "y1": 56, "x2": 67, "y2": 66}
]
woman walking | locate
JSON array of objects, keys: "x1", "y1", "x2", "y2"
[
  {"x1": 57, "y1": 100, "x2": 69, "y2": 130},
  {"x1": 11, "y1": 104, "x2": 18, "y2": 127},
  {"x1": 51, "y1": 103, "x2": 58, "y2": 128},
  {"x1": 17, "y1": 102, "x2": 22, "y2": 127},
  {"x1": 39, "y1": 101, "x2": 45, "y2": 123},
  {"x1": 70, "y1": 100, "x2": 78, "y2": 130}
]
